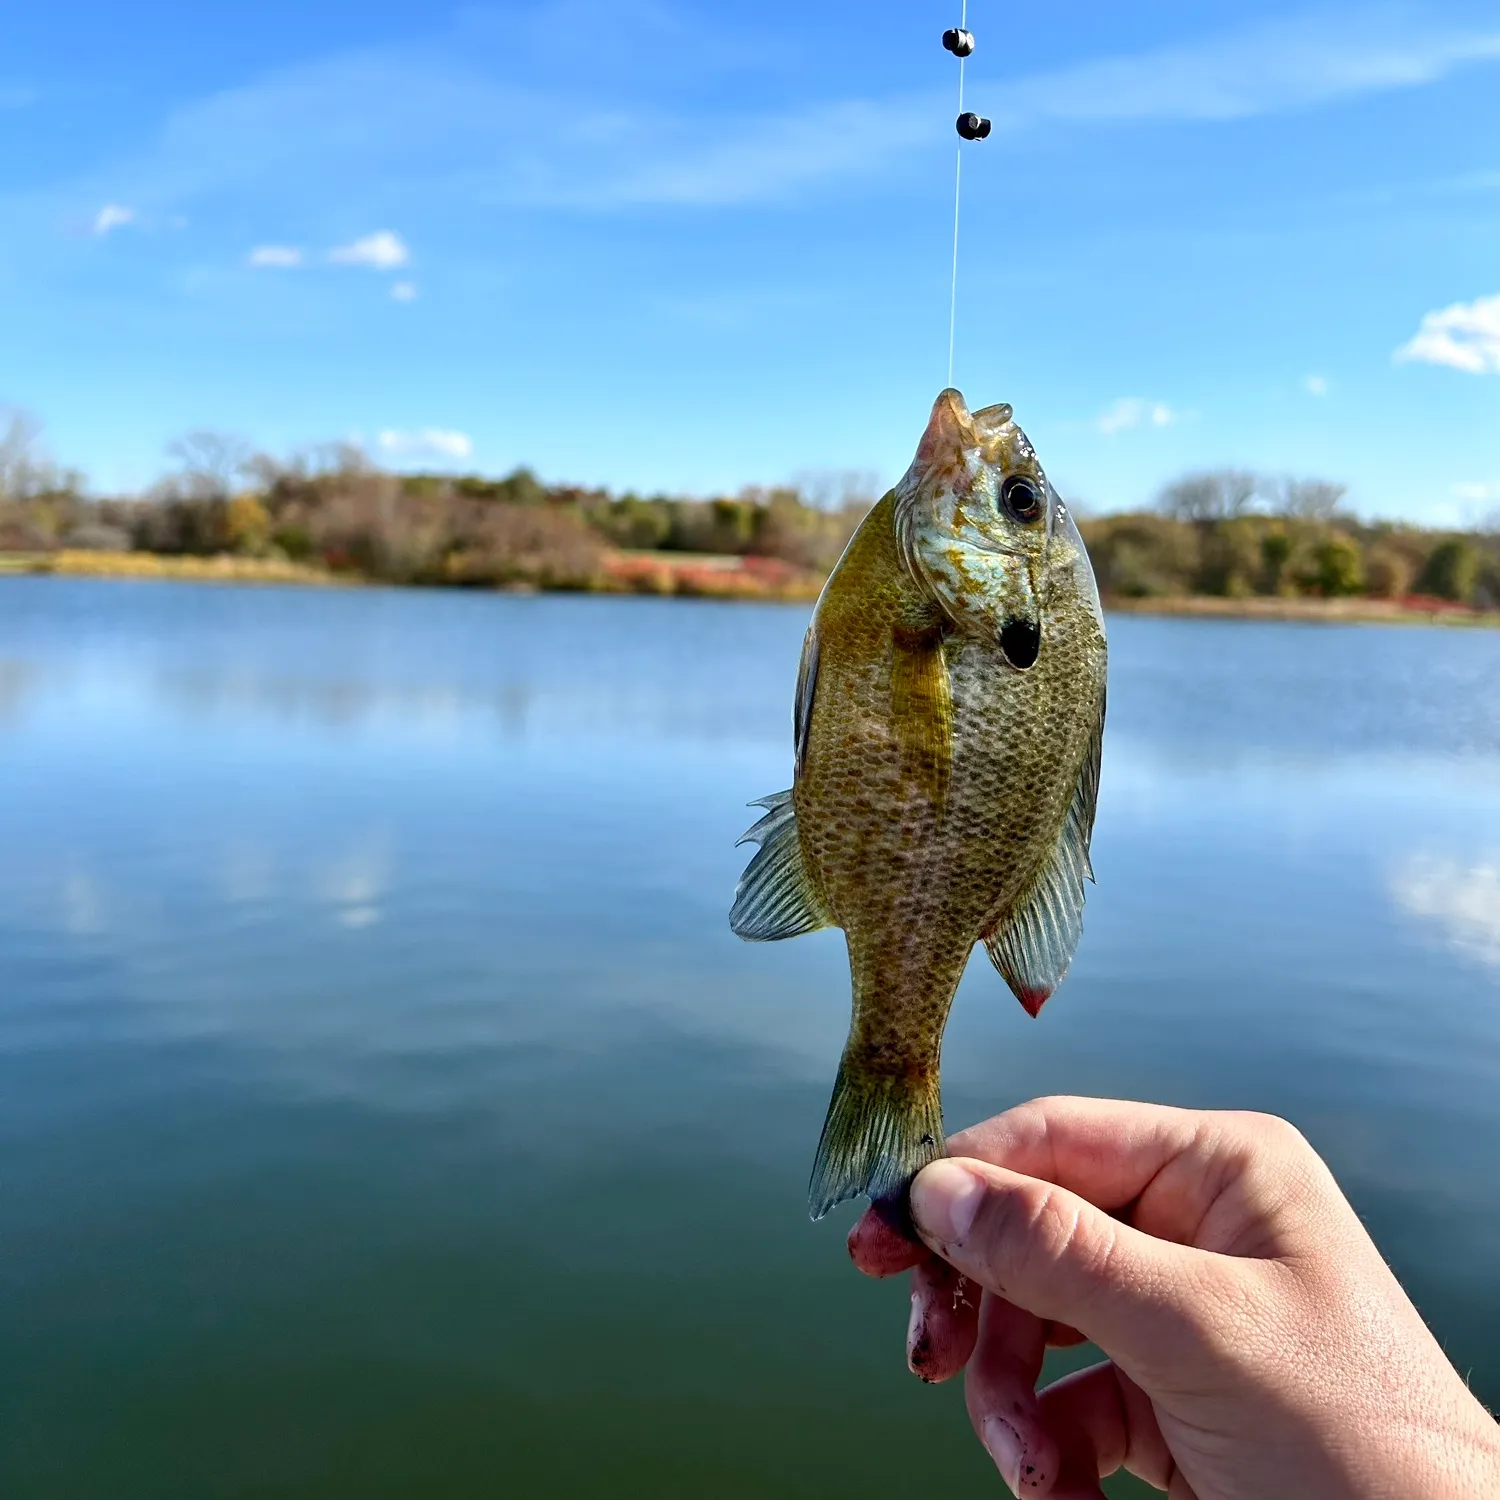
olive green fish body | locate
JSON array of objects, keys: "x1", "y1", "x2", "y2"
[{"x1": 731, "y1": 390, "x2": 1107, "y2": 1218}]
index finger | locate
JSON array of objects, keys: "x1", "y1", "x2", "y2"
[{"x1": 848, "y1": 1207, "x2": 926, "y2": 1277}]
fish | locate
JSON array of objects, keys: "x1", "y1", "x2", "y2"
[{"x1": 730, "y1": 388, "x2": 1108, "y2": 1219}]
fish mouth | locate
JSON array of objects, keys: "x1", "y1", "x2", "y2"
[{"x1": 999, "y1": 618, "x2": 1041, "y2": 670}]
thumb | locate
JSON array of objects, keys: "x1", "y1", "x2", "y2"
[{"x1": 910, "y1": 1156, "x2": 1224, "y2": 1364}]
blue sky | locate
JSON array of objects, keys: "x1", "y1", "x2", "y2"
[{"x1": 2, "y1": 1, "x2": 1498, "y2": 520}]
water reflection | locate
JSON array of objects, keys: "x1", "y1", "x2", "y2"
[
  {"x1": 0, "y1": 659, "x2": 36, "y2": 725},
  {"x1": 0, "y1": 578, "x2": 1498, "y2": 1500},
  {"x1": 1390, "y1": 854, "x2": 1500, "y2": 968}
]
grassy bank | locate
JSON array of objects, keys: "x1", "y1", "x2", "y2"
[
  {"x1": 8, "y1": 547, "x2": 1498, "y2": 626},
  {"x1": 1106, "y1": 593, "x2": 1500, "y2": 627},
  {"x1": 2, "y1": 548, "x2": 828, "y2": 601},
  {"x1": 13, "y1": 549, "x2": 344, "y2": 586}
]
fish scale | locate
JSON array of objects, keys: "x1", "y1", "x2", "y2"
[{"x1": 731, "y1": 389, "x2": 1107, "y2": 1219}]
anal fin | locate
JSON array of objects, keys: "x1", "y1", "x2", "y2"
[
  {"x1": 730, "y1": 791, "x2": 831, "y2": 941},
  {"x1": 985, "y1": 701, "x2": 1104, "y2": 1016}
]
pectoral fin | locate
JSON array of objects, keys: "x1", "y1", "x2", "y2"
[
  {"x1": 891, "y1": 621, "x2": 952, "y2": 812},
  {"x1": 730, "y1": 792, "x2": 831, "y2": 941},
  {"x1": 984, "y1": 699, "x2": 1104, "y2": 1015}
]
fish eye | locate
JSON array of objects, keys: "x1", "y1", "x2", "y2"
[{"x1": 1000, "y1": 474, "x2": 1043, "y2": 524}]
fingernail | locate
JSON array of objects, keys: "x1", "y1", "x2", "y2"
[
  {"x1": 981, "y1": 1415, "x2": 1023, "y2": 1495},
  {"x1": 910, "y1": 1159, "x2": 984, "y2": 1246},
  {"x1": 906, "y1": 1284, "x2": 932, "y2": 1379}
]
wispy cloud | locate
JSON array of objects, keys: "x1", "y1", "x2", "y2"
[
  {"x1": 654, "y1": 284, "x2": 818, "y2": 332},
  {"x1": 574, "y1": 98, "x2": 934, "y2": 208},
  {"x1": 29, "y1": 7, "x2": 1500, "y2": 234},
  {"x1": 1391, "y1": 855, "x2": 1500, "y2": 967},
  {"x1": 247, "y1": 244, "x2": 303, "y2": 268},
  {"x1": 1437, "y1": 167, "x2": 1500, "y2": 194},
  {"x1": 329, "y1": 230, "x2": 409, "y2": 269},
  {"x1": 1008, "y1": 12, "x2": 1500, "y2": 128},
  {"x1": 1303, "y1": 374, "x2": 1329, "y2": 397},
  {"x1": 91, "y1": 203, "x2": 134, "y2": 236},
  {"x1": 378, "y1": 428, "x2": 472, "y2": 460},
  {"x1": 1096, "y1": 398, "x2": 1180, "y2": 436},
  {"x1": 1454, "y1": 480, "x2": 1500, "y2": 504},
  {"x1": 389, "y1": 281, "x2": 418, "y2": 301},
  {"x1": 1395, "y1": 293, "x2": 1500, "y2": 374}
]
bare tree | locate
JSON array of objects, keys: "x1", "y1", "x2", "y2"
[
  {"x1": 304, "y1": 440, "x2": 373, "y2": 478},
  {"x1": 0, "y1": 408, "x2": 79, "y2": 499},
  {"x1": 791, "y1": 468, "x2": 885, "y2": 512},
  {"x1": 1158, "y1": 470, "x2": 1260, "y2": 521},
  {"x1": 165, "y1": 431, "x2": 253, "y2": 500},
  {"x1": 1275, "y1": 477, "x2": 1348, "y2": 521}
]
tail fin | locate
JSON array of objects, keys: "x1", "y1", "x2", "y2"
[{"x1": 808, "y1": 1057, "x2": 944, "y2": 1221}]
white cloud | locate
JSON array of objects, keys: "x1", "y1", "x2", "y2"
[
  {"x1": 1454, "y1": 481, "x2": 1500, "y2": 503},
  {"x1": 1391, "y1": 856, "x2": 1500, "y2": 967},
  {"x1": 584, "y1": 97, "x2": 934, "y2": 208},
  {"x1": 1096, "y1": 398, "x2": 1180, "y2": 436},
  {"x1": 247, "y1": 244, "x2": 303, "y2": 268},
  {"x1": 329, "y1": 229, "x2": 409, "y2": 269},
  {"x1": 1394, "y1": 293, "x2": 1500, "y2": 374},
  {"x1": 92, "y1": 203, "x2": 134, "y2": 235},
  {"x1": 494, "y1": 10, "x2": 1500, "y2": 209},
  {"x1": 389, "y1": 281, "x2": 418, "y2": 301},
  {"x1": 1014, "y1": 14, "x2": 1500, "y2": 128},
  {"x1": 23, "y1": 10, "x2": 1500, "y2": 231},
  {"x1": 377, "y1": 428, "x2": 473, "y2": 460},
  {"x1": 1304, "y1": 374, "x2": 1329, "y2": 397}
]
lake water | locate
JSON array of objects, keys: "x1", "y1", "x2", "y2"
[{"x1": 2, "y1": 577, "x2": 1498, "y2": 1499}]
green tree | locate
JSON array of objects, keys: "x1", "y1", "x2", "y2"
[
  {"x1": 1364, "y1": 546, "x2": 1413, "y2": 599},
  {"x1": 1195, "y1": 518, "x2": 1260, "y2": 597},
  {"x1": 226, "y1": 494, "x2": 272, "y2": 554},
  {"x1": 1415, "y1": 539, "x2": 1479, "y2": 602},
  {"x1": 1259, "y1": 530, "x2": 1293, "y2": 594},
  {"x1": 1315, "y1": 535, "x2": 1364, "y2": 597}
]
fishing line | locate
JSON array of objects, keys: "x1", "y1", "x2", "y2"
[
  {"x1": 942, "y1": 8, "x2": 989, "y2": 389},
  {"x1": 947, "y1": 0, "x2": 967, "y2": 389}
]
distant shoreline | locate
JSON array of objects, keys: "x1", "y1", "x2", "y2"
[
  {"x1": 1104, "y1": 594, "x2": 1500, "y2": 628},
  {"x1": 4, "y1": 549, "x2": 1497, "y2": 627},
  {"x1": 1, "y1": 549, "x2": 345, "y2": 588}
]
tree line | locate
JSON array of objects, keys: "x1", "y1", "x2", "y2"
[
  {"x1": 0, "y1": 418, "x2": 872, "y2": 589},
  {"x1": 1, "y1": 412, "x2": 1496, "y2": 606},
  {"x1": 1087, "y1": 470, "x2": 1498, "y2": 606}
]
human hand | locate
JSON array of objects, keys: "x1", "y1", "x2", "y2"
[{"x1": 848, "y1": 1097, "x2": 1500, "y2": 1499}]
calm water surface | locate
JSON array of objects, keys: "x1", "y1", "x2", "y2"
[{"x1": 2, "y1": 578, "x2": 1498, "y2": 1498}]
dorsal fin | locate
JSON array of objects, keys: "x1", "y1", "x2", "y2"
[{"x1": 984, "y1": 697, "x2": 1104, "y2": 1015}]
